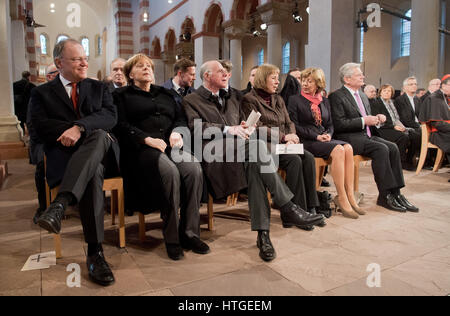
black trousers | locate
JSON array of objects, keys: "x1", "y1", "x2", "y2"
[
  {"x1": 356, "y1": 136, "x2": 405, "y2": 195},
  {"x1": 157, "y1": 151, "x2": 203, "y2": 245},
  {"x1": 58, "y1": 130, "x2": 112, "y2": 244},
  {"x1": 243, "y1": 140, "x2": 294, "y2": 231},
  {"x1": 378, "y1": 128, "x2": 421, "y2": 165},
  {"x1": 278, "y1": 151, "x2": 319, "y2": 210},
  {"x1": 35, "y1": 160, "x2": 47, "y2": 211}
]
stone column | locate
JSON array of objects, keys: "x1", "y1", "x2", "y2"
[
  {"x1": 0, "y1": 0, "x2": 22, "y2": 144},
  {"x1": 193, "y1": 33, "x2": 220, "y2": 88},
  {"x1": 410, "y1": 0, "x2": 440, "y2": 86},
  {"x1": 305, "y1": 0, "x2": 355, "y2": 92},
  {"x1": 258, "y1": 2, "x2": 290, "y2": 69},
  {"x1": 114, "y1": 0, "x2": 134, "y2": 59},
  {"x1": 138, "y1": 0, "x2": 150, "y2": 55},
  {"x1": 224, "y1": 20, "x2": 247, "y2": 89}
]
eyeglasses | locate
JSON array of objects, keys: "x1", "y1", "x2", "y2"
[
  {"x1": 63, "y1": 57, "x2": 89, "y2": 64},
  {"x1": 48, "y1": 71, "x2": 59, "y2": 75}
]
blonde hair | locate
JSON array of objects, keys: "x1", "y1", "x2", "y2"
[
  {"x1": 253, "y1": 64, "x2": 280, "y2": 90},
  {"x1": 123, "y1": 54, "x2": 155, "y2": 84},
  {"x1": 301, "y1": 67, "x2": 327, "y2": 92}
]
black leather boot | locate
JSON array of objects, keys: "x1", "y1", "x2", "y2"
[{"x1": 257, "y1": 231, "x2": 276, "y2": 262}]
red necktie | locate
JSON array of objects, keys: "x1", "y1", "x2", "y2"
[{"x1": 71, "y1": 82, "x2": 79, "y2": 116}]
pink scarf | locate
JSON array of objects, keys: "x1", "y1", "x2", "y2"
[{"x1": 301, "y1": 91, "x2": 323, "y2": 126}]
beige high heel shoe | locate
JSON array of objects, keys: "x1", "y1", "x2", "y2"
[
  {"x1": 349, "y1": 199, "x2": 366, "y2": 216},
  {"x1": 334, "y1": 196, "x2": 359, "y2": 219}
]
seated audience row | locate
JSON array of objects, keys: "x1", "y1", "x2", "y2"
[{"x1": 28, "y1": 38, "x2": 445, "y2": 289}]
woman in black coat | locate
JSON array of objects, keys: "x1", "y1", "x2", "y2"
[
  {"x1": 370, "y1": 84, "x2": 420, "y2": 170},
  {"x1": 113, "y1": 54, "x2": 209, "y2": 261},
  {"x1": 287, "y1": 68, "x2": 365, "y2": 219}
]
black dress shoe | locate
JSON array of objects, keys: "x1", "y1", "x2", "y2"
[
  {"x1": 86, "y1": 251, "x2": 115, "y2": 287},
  {"x1": 321, "y1": 178, "x2": 331, "y2": 187},
  {"x1": 166, "y1": 244, "x2": 184, "y2": 261},
  {"x1": 281, "y1": 204, "x2": 325, "y2": 230},
  {"x1": 257, "y1": 231, "x2": 276, "y2": 262},
  {"x1": 396, "y1": 195, "x2": 419, "y2": 213},
  {"x1": 33, "y1": 208, "x2": 45, "y2": 225},
  {"x1": 308, "y1": 208, "x2": 327, "y2": 227},
  {"x1": 180, "y1": 236, "x2": 211, "y2": 255},
  {"x1": 37, "y1": 202, "x2": 65, "y2": 234},
  {"x1": 377, "y1": 194, "x2": 407, "y2": 212}
]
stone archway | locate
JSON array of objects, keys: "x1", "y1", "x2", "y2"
[
  {"x1": 177, "y1": 17, "x2": 196, "y2": 60},
  {"x1": 163, "y1": 28, "x2": 177, "y2": 82}
]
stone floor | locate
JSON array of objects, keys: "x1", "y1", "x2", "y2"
[{"x1": 0, "y1": 159, "x2": 449, "y2": 296}]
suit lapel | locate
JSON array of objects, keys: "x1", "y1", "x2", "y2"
[{"x1": 50, "y1": 76, "x2": 76, "y2": 113}]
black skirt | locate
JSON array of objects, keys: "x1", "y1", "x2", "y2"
[{"x1": 303, "y1": 139, "x2": 348, "y2": 159}]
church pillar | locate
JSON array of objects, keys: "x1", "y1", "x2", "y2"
[
  {"x1": 258, "y1": 2, "x2": 290, "y2": 69},
  {"x1": 0, "y1": 0, "x2": 26, "y2": 162},
  {"x1": 138, "y1": 0, "x2": 150, "y2": 55},
  {"x1": 410, "y1": 0, "x2": 440, "y2": 86},
  {"x1": 224, "y1": 20, "x2": 246, "y2": 89},
  {"x1": 114, "y1": 0, "x2": 134, "y2": 59},
  {"x1": 193, "y1": 33, "x2": 220, "y2": 88}
]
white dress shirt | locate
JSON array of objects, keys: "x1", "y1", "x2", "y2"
[
  {"x1": 59, "y1": 74, "x2": 78, "y2": 98},
  {"x1": 344, "y1": 85, "x2": 366, "y2": 129}
]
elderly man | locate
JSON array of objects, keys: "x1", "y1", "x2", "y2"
[
  {"x1": 329, "y1": 63, "x2": 418, "y2": 213},
  {"x1": 183, "y1": 60, "x2": 324, "y2": 262},
  {"x1": 420, "y1": 78, "x2": 441, "y2": 105},
  {"x1": 108, "y1": 58, "x2": 127, "y2": 92},
  {"x1": 30, "y1": 39, "x2": 118, "y2": 286},
  {"x1": 364, "y1": 85, "x2": 377, "y2": 100},
  {"x1": 28, "y1": 64, "x2": 59, "y2": 224}
]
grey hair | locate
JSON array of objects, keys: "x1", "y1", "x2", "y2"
[
  {"x1": 339, "y1": 63, "x2": 361, "y2": 84},
  {"x1": 53, "y1": 39, "x2": 81, "y2": 65},
  {"x1": 200, "y1": 61, "x2": 213, "y2": 81},
  {"x1": 403, "y1": 76, "x2": 417, "y2": 87}
]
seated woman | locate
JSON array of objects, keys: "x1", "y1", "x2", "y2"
[
  {"x1": 242, "y1": 64, "x2": 325, "y2": 228},
  {"x1": 113, "y1": 54, "x2": 209, "y2": 261},
  {"x1": 287, "y1": 67, "x2": 365, "y2": 219},
  {"x1": 371, "y1": 84, "x2": 420, "y2": 171}
]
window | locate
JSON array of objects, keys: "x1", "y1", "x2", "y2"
[
  {"x1": 400, "y1": 9, "x2": 412, "y2": 57},
  {"x1": 57, "y1": 34, "x2": 69, "y2": 43},
  {"x1": 360, "y1": 27, "x2": 364, "y2": 62},
  {"x1": 96, "y1": 35, "x2": 102, "y2": 56},
  {"x1": 40, "y1": 34, "x2": 48, "y2": 55},
  {"x1": 282, "y1": 42, "x2": 290, "y2": 74},
  {"x1": 81, "y1": 37, "x2": 90, "y2": 57},
  {"x1": 258, "y1": 48, "x2": 264, "y2": 66}
]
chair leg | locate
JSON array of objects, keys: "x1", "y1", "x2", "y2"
[
  {"x1": 433, "y1": 149, "x2": 445, "y2": 172},
  {"x1": 354, "y1": 163, "x2": 360, "y2": 193},
  {"x1": 118, "y1": 187, "x2": 125, "y2": 248},
  {"x1": 138, "y1": 213, "x2": 146, "y2": 242},
  {"x1": 416, "y1": 147, "x2": 429, "y2": 175},
  {"x1": 111, "y1": 190, "x2": 117, "y2": 226},
  {"x1": 54, "y1": 234, "x2": 62, "y2": 259},
  {"x1": 207, "y1": 195, "x2": 214, "y2": 231}
]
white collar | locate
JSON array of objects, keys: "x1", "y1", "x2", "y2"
[
  {"x1": 172, "y1": 79, "x2": 182, "y2": 92},
  {"x1": 344, "y1": 85, "x2": 360, "y2": 95},
  {"x1": 59, "y1": 74, "x2": 72, "y2": 87}
]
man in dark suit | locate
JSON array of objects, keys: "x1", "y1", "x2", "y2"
[
  {"x1": 163, "y1": 58, "x2": 196, "y2": 99},
  {"x1": 13, "y1": 71, "x2": 36, "y2": 131},
  {"x1": 28, "y1": 64, "x2": 59, "y2": 224},
  {"x1": 329, "y1": 63, "x2": 418, "y2": 213},
  {"x1": 30, "y1": 39, "x2": 117, "y2": 286},
  {"x1": 107, "y1": 58, "x2": 127, "y2": 93},
  {"x1": 183, "y1": 60, "x2": 324, "y2": 262},
  {"x1": 395, "y1": 77, "x2": 422, "y2": 128}
]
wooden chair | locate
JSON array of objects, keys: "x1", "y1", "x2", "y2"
[
  {"x1": 416, "y1": 123, "x2": 445, "y2": 175},
  {"x1": 44, "y1": 158, "x2": 125, "y2": 259},
  {"x1": 315, "y1": 158, "x2": 332, "y2": 190},
  {"x1": 353, "y1": 155, "x2": 372, "y2": 193}
]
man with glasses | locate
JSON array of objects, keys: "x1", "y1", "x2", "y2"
[{"x1": 30, "y1": 39, "x2": 118, "y2": 286}]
